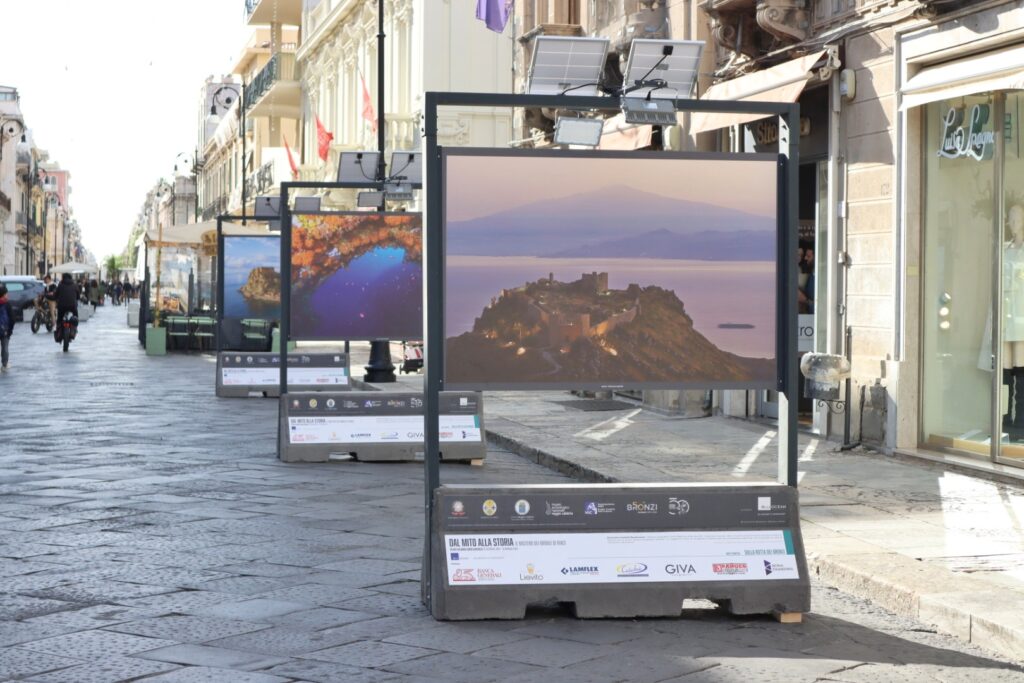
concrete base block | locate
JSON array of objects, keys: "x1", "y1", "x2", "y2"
[{"x1": 430, "y1": 484, "x2": 810, "y2": 621}]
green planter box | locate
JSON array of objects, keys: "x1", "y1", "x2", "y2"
[{"x1": 146, "y1": 327, "x2": 167, "y2": 356}]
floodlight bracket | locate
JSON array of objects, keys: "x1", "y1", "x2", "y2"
[
  {"x1": 620, "y1": 97, "x2": 677, "y2": 125},
  {"x1": 383, "y1": 182, "x2": 415, "y2": 202}
]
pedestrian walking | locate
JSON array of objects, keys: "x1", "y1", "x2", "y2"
[
  {"x1": 113, "y1": 281, "x2": 123, "y2": 306},
  {"x1": 0, "y1": 285, "x2": 14, "y2": 371},
  {"x1": 88, "y1": 279, "x2": 100, "y2": 311}
]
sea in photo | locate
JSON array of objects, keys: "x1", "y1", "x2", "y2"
[{"x1": 291, "y1": 212, "x2": 422, "y2": 340}]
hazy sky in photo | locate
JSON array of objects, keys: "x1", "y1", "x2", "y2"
[
  {"x1": 0, "y1": 1, "x2": 249, "y2": 261},
  {"x1": 225, "y1": 237, "x2": 279, "y2": 273},
  {"x1": 446, "y1": 154, "x2": 778, "y2": 222}
]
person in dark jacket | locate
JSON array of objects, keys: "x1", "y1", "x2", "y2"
[
  {"x1": 0, "y1": 284, "x2": 14, "y2": 371},
  {"x1": 55, "y1": 273, "x2": 79, "y2": 323}
]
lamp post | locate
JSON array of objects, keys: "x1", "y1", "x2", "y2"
[{"x1": 205, "y1": 84, "x2": 243, "y2": 223}]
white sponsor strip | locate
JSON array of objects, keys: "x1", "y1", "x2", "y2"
[
  {"x1": 222, "y1": 367, "x2": 349, "y2": 386},
  {"x1": 444, "y1": 530, "x2": 798, "y2": 586},
  {"x1": 288, "y1": 415, "x2": 480, "y2": 444}
]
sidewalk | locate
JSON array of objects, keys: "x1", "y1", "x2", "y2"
[{"x1": 470, "y1": 390, "x2": 1024, "y2": 661}]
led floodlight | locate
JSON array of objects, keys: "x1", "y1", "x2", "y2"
[
  {"x1": 554, "y1": 117, "x2": 604, "y2": 147},
  {"x1": 527, "y1": 36, "x2": 610, "y2": 96},
  {"x1": 388, "y1": 151, "x2": 421, "y2": 185},
  {"x1": 357, "y1": 191, "x2": 385, "y2": 207},
  {"x1": 384, "y1": 182, "x2": 414, "y2": 202},
  {"x1": 621, "y1": 98, "x2": 677, "y2": 125},
  {"x1": 622, "y1": 39, "x2": 704, "y2": 99},
  {"x1": 253, "y1": 195, "x2": 280, "y2": 218},
  {"x1": 338, "y1": 151, "x2": 381, "y2": 183},
  {"x1": 293, "y1": 196, "x2": 321, "y2": 212}
]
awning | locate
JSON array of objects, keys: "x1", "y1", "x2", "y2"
[
  {"x1": 690, "y1": 51, "x2": 825, "y2": 135},
  {"x1": 145, "y1": 220, "x2": 271, "y2": 247},
  {"x1": 598, "y1": 114, "x2": 653, "y2": 150},
  {"x1": 901, "y1": 43, "x2": 1024, "y2": 110}
]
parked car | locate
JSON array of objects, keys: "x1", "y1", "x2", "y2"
[{"x1": 0, "y1": 276, "x2": 45, "y2": 321}]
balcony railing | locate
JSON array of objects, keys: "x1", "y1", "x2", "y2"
[
  {"x1": 201, "y1": 194, "x2": 230, "y2": 221},
  {"x1": 245, "y1": 161, "x2": 276, "y2": 199},
  {"x1": 243, "y1": 53, "x2": 297, "y2": 112}
]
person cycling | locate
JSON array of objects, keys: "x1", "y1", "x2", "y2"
[
  {"x1": 42, "y1": 274, "x2": 57, "y2": 322},
  {"x1": 55, "y1": 273, "x2": 79, "y2": 326}
]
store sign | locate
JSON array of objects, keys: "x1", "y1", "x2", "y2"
[
  {"x1": 938, "y1": 104, "x2": 995, "y2": 161},
  {"x1": 798, "y1": 314, "x2": 814, "y2": 353},
  {"x1": 444, "y1": 530, "x2": 799, "y2": 586},
  {"x1": 753, "y1": 117, "x2": 811, "y2": 146}
]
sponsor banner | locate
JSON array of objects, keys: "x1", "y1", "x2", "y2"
[
  {"x1": 222, "y1": 367, "x2": 349, "y2": 387},
  {"x1": 443, "y1": 530, "x2": 799, "y2": 586},
  {"x1": 288, "y1": 415, "x2": 481, "y2": 444}
]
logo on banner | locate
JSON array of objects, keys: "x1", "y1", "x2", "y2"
[
  {"x1": 343, "y1": 400, "x2": 359, "y2": 409},
  {"x1": 411, "y1": 397, "x2": 423, "y2": 408},
  {"x1": 665, "y1": 563, "x2": 697, "y2": 576},
  {"x1": 452, "y1": 569, "x2": 475, "y2": 582},
  {"x1": 626, "y1": 501, "x2": 658, "y2": 514},
  {"x1": 584, "y1": 501, "x2": 615, "y2": 516},
  {"x1": 520, "y1": 563, "x2": 544, "y2": 581},
  {"x1": 561, "y1": 566, "x2": 599, "y2": 576},
  {"x1": 616, "y1": 563, "x2": 648, "y2": 577},
  {"x1": 514, "y1": 500, "x2": 530, "y2": 516},
  {"x1": 246, "y1": 356, "x2": 253, "y2": 363},
  {"x1": 450, "y1": 501, "x2": 465, "y2": 517},
  {"x1": 308, "y1": 399, "x2": 318, "y2": 409},
  {"x1": 450, "y1": 552, "x2": 459, "y2": 560},
  {"x1": 545, "y1": 501, "x2": 574, "y2": 517},
  {"x1": 482, "y1": 499, "x2": 497, "y2": 517},
  {"x1": 713, "y1": 563, "x2": 748, "y2": 576},
  {"x1": 477, "y1": 568, "x2": 502, "y2": 581},
  {"x1": 757, "y1": 497, "x2": 771, "y2": 511},
  {"x1": 763, "y1": 560, "x2": 794, "y2": 576},
  {"x1": 668, "y1": 498, "x2": 690, "y2": 515},
  {"x1": 326, "y1": 399, "x2": 336, "y2": 408}
]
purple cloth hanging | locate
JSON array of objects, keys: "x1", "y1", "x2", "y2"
[{"x1": 476, "y1": 0, "x2": 514, "y2": 33}]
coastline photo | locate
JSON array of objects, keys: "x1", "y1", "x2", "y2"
[
  {"x1": 291, "y1": 212, "x2": 422, "y2": 340},
  {"x1": 223, "y1": 236, "x2": 281, "y2": 320},
  {"x1": 443, "y1": 152, "x2": 778, "y2": 388}
]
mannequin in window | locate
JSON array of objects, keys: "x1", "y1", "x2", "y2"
[{"x1": 1004, "y1": 205, "x2": 1024, "y2": 436}]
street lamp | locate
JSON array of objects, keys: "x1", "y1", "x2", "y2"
[{"x1": 205, "y1": 84, "x2": 245, "y2": 223}]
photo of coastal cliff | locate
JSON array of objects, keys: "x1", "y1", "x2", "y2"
[
  {"x1": 291, "y1": 212, "x2": 422, "y2": 340},
  {"x1": 443, "y1": 151, "x2": 778, "y2": 388},
  {"x1": 223, "y1": 236, "x2": 281, "y2": 320}
]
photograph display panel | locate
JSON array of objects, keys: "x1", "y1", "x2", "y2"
[
  {"x1": 223, "y1": 236, "x2": 281, "y2": 321},
  {"x1": 148, "y1": 245, "x2": 197, "y2": 316},
  {"x1": 442, "y1": 149, "x2": 779, "y2": 390},
  {"x1": 291, "y1": 212, "x2": 423, "y2": 341}
]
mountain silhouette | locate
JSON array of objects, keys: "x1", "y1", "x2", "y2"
[
  {"x1": 448, "y1": 185, "x2": 773, "y2": 257},
  {"x1": 545, "y1": 228, "x2": 775, "y2": 261}
]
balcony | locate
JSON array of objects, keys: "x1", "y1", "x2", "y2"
[
  {"x1": 243, "y1": 53, "x2": 301, "y2": 119},
  {"x1": 702, "y1": 0, "x2": 809, "y2": 59},
  {"x1": 245, "y1": 0, "x2": 302, "y2": 26},
  {"x1": 201, "y1": 195, "x2": 230, "y2": 221}
]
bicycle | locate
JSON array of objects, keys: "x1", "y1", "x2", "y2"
[{"x1": 29, "y1": 296, "x2": 53, "y2": 334}]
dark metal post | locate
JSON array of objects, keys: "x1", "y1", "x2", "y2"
[
  {"x1": 279, "y1": 185, "x2": 292, "y2": 395},
  {"x1": 779, "y1": 104, "x2": 800, "y2": 488},
  {"x1": 422, "y1": 92, "x2": 442, "y2": 609},
  {"x1": 365, "y1": 0, "x2": 397, "y2": 383},
  {"x1": 216, "y1": 217, "x2": 225, "y2": 353}
]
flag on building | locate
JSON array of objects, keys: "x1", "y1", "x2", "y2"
[
  {"x1": 315, "y1": 115, "x2": 333, "y2": 162},
  {"x1": 283, "y1": 135, "x2": 299, "y2": 179},
  {"x1": 476, "y1": 0, "x2": 513, "y2": 33},
  {"x1": 360, "y1": 74, "x2": 377, "y2": 134}
]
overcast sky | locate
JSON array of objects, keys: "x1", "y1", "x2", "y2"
[{"x1": 0, "y1": 1, "x2": 249, "y2": 261}]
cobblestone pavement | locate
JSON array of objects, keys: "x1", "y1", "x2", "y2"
[{"x1": 0, "y1": 306, "x2": 1022, "y2": 682}]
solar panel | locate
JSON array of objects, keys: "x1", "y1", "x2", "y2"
[
  {"x1": 527, "y1": 36, "x2": 610, "y2": 97},
  {"x1": 388, "y1": 151, "x2": 421, "y2": 185},
  {"x1": 622, "y1": 39, "x2": 704, "y2": 100},
  {"x1": 293, "y1": 196, "x2": 321, "y2": 212},
  {"x1": 337, "y1": 151, "x2": 381, "y2": 184},
  {"x1": 253, "y1": 195, "x2": 280, "y2": 219}
]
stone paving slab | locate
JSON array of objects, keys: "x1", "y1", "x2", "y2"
[{"x1": 0, "y1": 311, "x2": 1019, "y2": 681}]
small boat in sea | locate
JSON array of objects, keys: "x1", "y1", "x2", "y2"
[{"x1": 718, "y1": 323, "x2": 755, "y2": 329}]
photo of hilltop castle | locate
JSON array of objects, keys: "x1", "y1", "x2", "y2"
[{"x1": 443, "y1": 152, "x2": 778, "y2": 388}]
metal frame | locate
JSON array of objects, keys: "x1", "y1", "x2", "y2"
[
  {"x1": 215, "y1": 214, "x2": 277, "y2": 353},
  {"x1": 421, "y1": 91, "x2": 800, "y2": 610}
]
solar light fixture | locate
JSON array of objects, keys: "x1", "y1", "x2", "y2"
[
  {"x1": 293, "y1": 196, "x2": 321, "y2": 212},
  {"x1": 622, "y1": 39, "x2": 704, "y2": 100},
  {"x1": 253, "y1": 195, "x2": 280, "y2": 218},
  {"x1": 527, "y1": 36, "x2": 610, "y2": 96},
  {"x1": 388, "y1": 151, "x2": 421, "y2": 185},
  {"x1": 384, "y1": 182, "x2": 415, "y2": 202},
  {"x1": 621, "y1": 97, "x2": 678, "y2": 126},
  {"x1": 357, "y1": 190, "x2": 385, "y2": 208},
  {"x1": 553, "y1": 116, "x2": 604, "y2": 147},
  {"x1": 338, "y1": 151, "x2": 381, "y2": 183}
]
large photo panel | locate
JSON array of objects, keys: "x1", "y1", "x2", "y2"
[
  {"x1": 223, "y1": 235, "x2": 281, "y2": 321},
  {"x1": 442, "y1": 149, "x2": 779, "y2": 390},
  {"x1": 291, "y1": 212, "x2": 423, "y2": 341}
]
